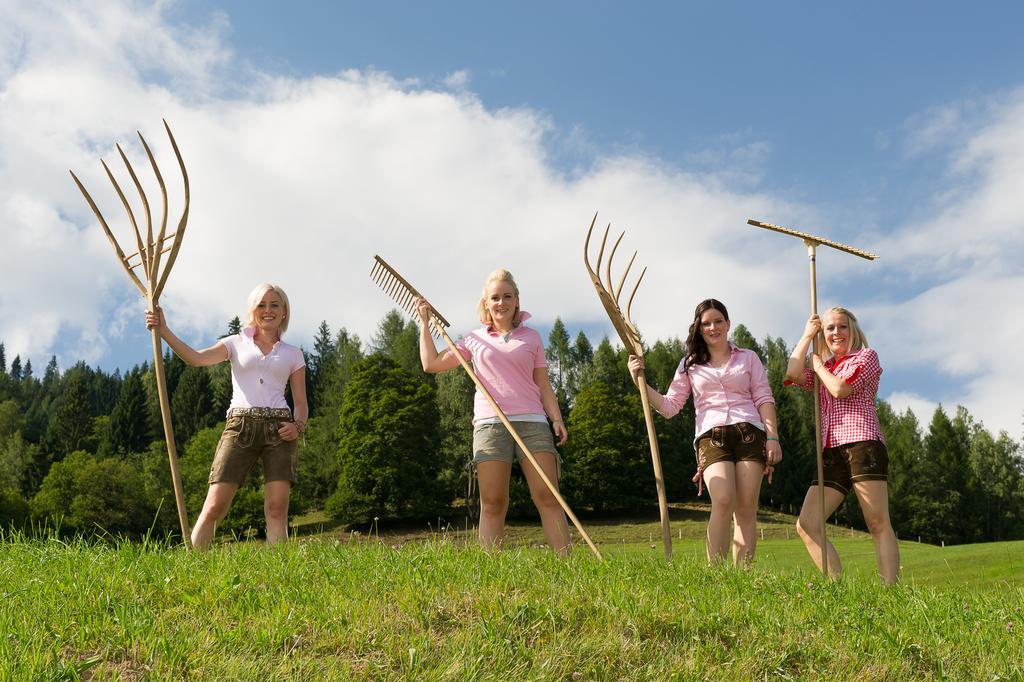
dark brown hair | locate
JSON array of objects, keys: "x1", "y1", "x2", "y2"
[{"x1": 683, "y1": 298, "x2": 729, "y2": 371}]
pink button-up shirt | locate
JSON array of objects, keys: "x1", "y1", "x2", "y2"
[
  {"x1": 454, "y1": 312, "x2": 547, "y2": 423},
  {"x1": 656, "y1": 344, "x2": 775, "y2": 439}
]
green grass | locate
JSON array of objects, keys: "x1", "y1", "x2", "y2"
[{"x1": 1, "y1": 523, "x2": 1021, "y2": 680}]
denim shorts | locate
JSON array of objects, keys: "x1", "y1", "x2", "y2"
[
  {"x1": 813, "y1": 439, "x2": 888, "y2": 495},
  {"x1": 695, "y1": 422, "x2": 767, "y2": 470},
  {"x1": 209, "y1": 409, "x2": 298, "y2": 485},
  {"x1": 472, "y1": 421, "x2": 560, "y2": 471}
]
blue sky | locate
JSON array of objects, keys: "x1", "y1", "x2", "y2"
[{"x1": 2, "y1": 1, "x2": 1023, "y2": 436}]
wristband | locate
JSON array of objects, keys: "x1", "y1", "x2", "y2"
[{"x1": 766, "y1": 437, "x2": 779, "y2": 441}]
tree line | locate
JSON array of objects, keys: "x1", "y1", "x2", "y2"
[{"x1": 1, "y1": 312, "x2": 1022, "y2": 546}]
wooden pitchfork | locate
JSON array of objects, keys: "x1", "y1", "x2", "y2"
[
  {"x1": 69, "y1": 120, "x2": 192, "y2": 548},
  {"x1": 583, "y1": 213, "x2": 672, "y2": 560},
  {"x1": 746, "y1": 218, "x2": 877, "y2": 576},
  {"x1": 370, "y1": 255, "x2": 603, "y2": 559}
]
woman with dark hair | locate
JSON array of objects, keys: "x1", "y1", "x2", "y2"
[
  {"x1": 628, "y1": 299, "x2": 781, "y2": 564},
  {"x1": 146, "y1": 283, "x2": 307, "y2": 549},
  {"x1": 786, "y1": 307, "x2": 899, "y2": 584}
]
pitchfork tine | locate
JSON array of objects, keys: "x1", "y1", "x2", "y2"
[
  {"x1": 583, "y1": 212, "x2": 599, "y2": 276},
  {"x1": 101, "y1": 158, "x2": 148, "y2": 279},
  {"x1": 69, "y1": 170, "x2": 148, "y2": 296},
  {"x1": 138, "y1": 131, "x2": 169, "y2": 288},
  {"x1": 605, "y1": 230, "x2": 625, "y2": 300},
  {"x1": 154, "y1": 120, "x2": 190, "y2": 299},
  {"x1": 626, "y1": 266, "x2": 647, "y2": 324},
  {"x1": 116, "y1": 143, "x2": 154, "y2": 281},
  {"x1": 615, "y1": 250, "x2": 637, "y2": 304},
  {"x1": 595, "y1": 224, "x2": 610, "y2": 277}
]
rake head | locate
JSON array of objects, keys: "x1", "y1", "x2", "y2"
[
  {"x1": 746, "y1": 219, "x2": 878, "y2": 260},
  {"x1": 583, "y1": 212, "x2": 645, "y2": 357},
  {"x1": 370, "y1": 255, "x2": 451, "y2": 340},
  {"x1": 69, "y1": 119, "x2": 190, "y2": 302}
]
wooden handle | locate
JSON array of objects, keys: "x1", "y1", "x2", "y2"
[{"x1": 637, "y1": 368, "x2": 672, "y2": 560}]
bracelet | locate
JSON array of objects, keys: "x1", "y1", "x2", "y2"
[
  {"x1": 766, "y1": 437, "x2": 779, "y2": 441},
  {"x1": 552, "y1": 419, "x2": 564, "y2": 424}
]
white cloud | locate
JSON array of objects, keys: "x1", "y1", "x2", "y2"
[
  {"x1": 885, "y1": 391, "x2": 939, "y2": 430},
  {"x1": 0, "y1": 1, "x2": 1021, "y2": 438}
]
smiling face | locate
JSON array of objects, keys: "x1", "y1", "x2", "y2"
[
  {"x1": 253, "y1": 289, "x2": 286, "y2": 336},
  {"x1": 484, "y1": 280, "x2": 519, "y2": 331},
  {"x1": 699, "y1": 308, "x2": 730, "y2": 348},
  {"x1": 822, "y1": 310, "x2": 851, "y2": 358}
]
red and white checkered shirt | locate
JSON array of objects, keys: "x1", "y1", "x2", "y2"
[{"x1": 787, "y1": 347, "x2": 884, "y2": 448}]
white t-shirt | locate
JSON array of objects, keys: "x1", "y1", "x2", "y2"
[{"x1": 220, "y1": 326, "x2": 305, "y2": 412}]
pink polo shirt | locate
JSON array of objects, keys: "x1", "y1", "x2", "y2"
[
  {"x1": 220, "y1": 326, "x2": 305, "y2": 412},
  {"x1": 656, "y1": 344, "x2": 775, "y2": 439},
  {"x1": 454, "y1": 312, "x2": 547, "y2": 423}
]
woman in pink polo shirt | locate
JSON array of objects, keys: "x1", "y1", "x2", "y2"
[
  {"x1": 628, "y1": 298, "x2": 782, "y2": 565},
  {"x1": 786, "y1": 307, "x2": 899, "y2": 584},
  {"x1": 146, "y1": 283, "x2": 307, "y2": 550},
  {"x1": 416, "y1": 269, "x2": 570, "y2": 554}
]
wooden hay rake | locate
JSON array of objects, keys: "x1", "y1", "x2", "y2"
[
  {"x1": 69, "y1": 120, "x2": 192, "y2": 548},
  {"x1": 746, "y1": 218, "x2": 878, "y2": 576}
]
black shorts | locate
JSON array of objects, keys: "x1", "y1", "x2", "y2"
[
  {"x1": 813, "y1": 440, "x2": 888, "y2": 496},
  {"x1": 695, "y1": 422, "x2": 767, "y2": 469}
]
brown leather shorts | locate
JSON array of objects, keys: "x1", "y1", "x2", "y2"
[
  {"x1": 209, "y1": 412, "x2": 297, "y2": 485},
  {"x1": 695, "y1": 422, "x2": 767, "y2": 470},
  {"x1": 813, "y1": 439, "x2": 888, "y2": 495}
]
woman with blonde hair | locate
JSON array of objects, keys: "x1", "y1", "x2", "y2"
[
  {"x1": 416, "y1": 269, "x2": 570, "y2": 553},
  {"x1": 786, "y1": 306, "x2": 899, "y2": 584},
  {"x1": 146, "y1": 283, "x2": 307, "y2": 549}
]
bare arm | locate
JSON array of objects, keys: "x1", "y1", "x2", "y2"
[
  {"x1": 786, "y1": 315, "x2": 820, "y2": 384},
  {"x1": 627, "y1": 355, "x2": 667, "y2": 413},
  {"x1": 416, "y1": 297, "x2": 460, "y2": 374},
  {"x1": 279, "y1": 367, "x2": 308, "y2": 442},
  {"x1": 811, "y1": 355, "x2": 854, "y2": 399},
  {"x1": 145, "y1": 307, "x2": 228, "y2": 367},
  {"x1": 534, "y1": 366, "x2": 567, "y2": 446}
]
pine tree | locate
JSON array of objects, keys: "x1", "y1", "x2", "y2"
[
  {"x1": 567, "y1": 332, "x2": 594, "y2": 404},
  {"x1": 307, "y1": 321, "x2": 336, "y2": 415},
  {"x1": 561, "y1": 382, "x2": 651, "y2": 511},
  {"x1": 46, "y1": 369, "x2": 93, "y2": 457},
  {"x1": 21, "y1": 359, "x2": 32, "y2": 382},
  {"x1": 226, "y1": 316, "x2": 242, "y2": 337},
  {"x1": 9, "y1": 356, "x2": 21, "y2": 382},
  {"x1": 371, "y1": 310, "x2": 423, "y2": 380},
  {"x1": 109, "y1": 369, "x2": 150, "y2": 456},
  {"x1": 0, "y1": 342, "x2": 5, "y2": 375},
  {"x1": 545, "y1": 318, "x2": 571, "y2": 412},
  {"x1": 326, "y1": 355, "x2": 444, "y2": 525},
  {"x1": 171, "y1": 365, "x2": 215, "y2": 447}
]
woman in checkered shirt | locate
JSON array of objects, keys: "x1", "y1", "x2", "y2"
[{"x1": 786, "y1": 307, "x2": 899, "y2": 584}]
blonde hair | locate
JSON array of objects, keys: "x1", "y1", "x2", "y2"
[
  {"x1": 821, "y1": 306, "x2": 867, "y2": 359},
  {"x1": 477, "y1": 269, "x2": 521, "y2": 326},
  {"x1": 245, "y1": 282, "x2": 291, "y2": 334}
]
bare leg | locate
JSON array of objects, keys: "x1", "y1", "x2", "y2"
[
  {"x1": 795, "y1": 485, "x2": 846, "y2": 579},
  {"x1": 191, "y1": 482, "x2": 240, "y2": 550},
  {"x1": 732, "y1": 460, "x2": 765, "y2": 565},
  {"x1": 264, "y1": 480, "x2": 292, "y2": 546},
  {"x1": 852, "y1": 480, "x2": 900, "y2": 585},
  {"x1": 702, "y1": 461, "x2": 736, "y2": 563},
  {"x1": 475, "y1": 460, "x2": 512, "y2": 550},
  {"x1": 521, "y1": 452, "x2": 570, "y2": 555}
]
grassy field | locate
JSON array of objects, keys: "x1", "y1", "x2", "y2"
[{"x1": 1, "y1": 512, "x2": 1021, "y2": 680}]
